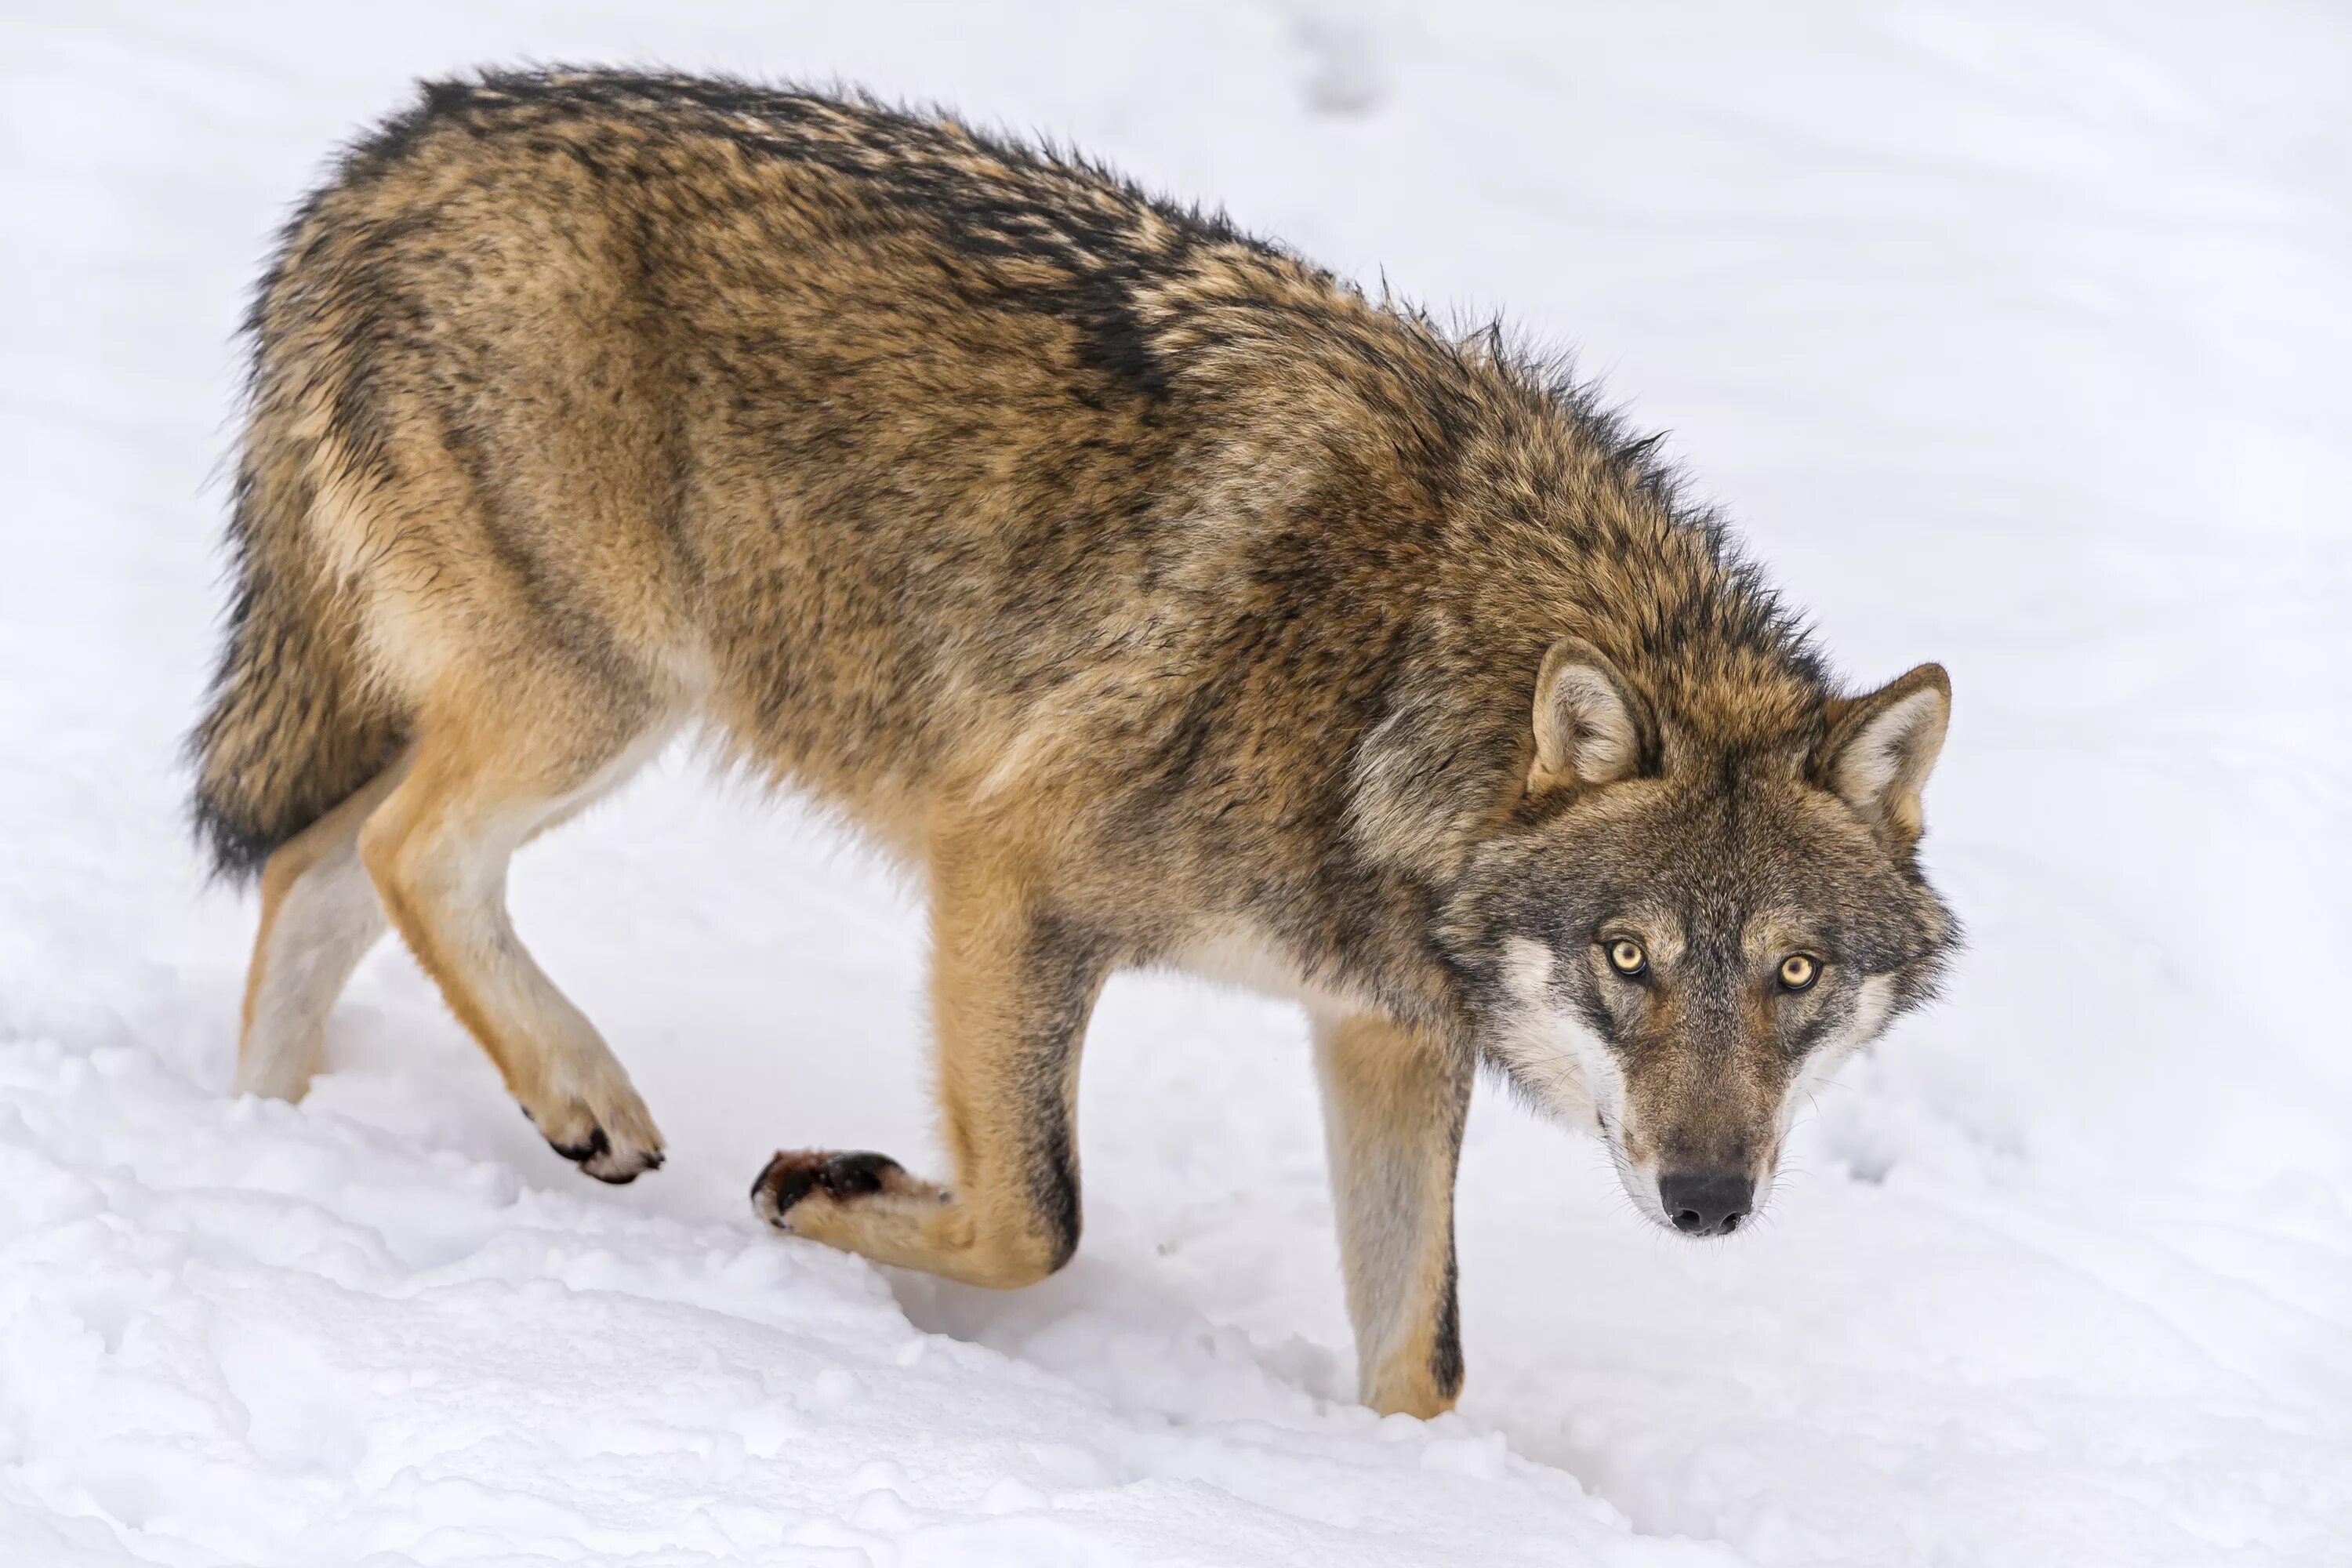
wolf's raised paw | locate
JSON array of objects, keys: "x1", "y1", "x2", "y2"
[{"x1": 751, "y1": 1149, "x2": 918, "y2": 1227}]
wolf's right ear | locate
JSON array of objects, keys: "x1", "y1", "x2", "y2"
[
  {"x1": 1530, "y1": 639, "x2": 1643, "y2": 794},
  {"x1": 1819, "y1": 662, "x2": 1951, "y2": 844}
]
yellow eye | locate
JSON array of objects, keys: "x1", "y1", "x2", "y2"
[
  {"x1": 1779, "y1": 954, "x2": 1819, "y2": 991},
  {"x1": 1607, "y1": 938, "x2": 1647, "y2": 976}
]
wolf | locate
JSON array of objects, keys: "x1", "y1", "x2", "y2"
[{"x1": 191, "y1": 70, "x2": 1958, "y2": 1419}]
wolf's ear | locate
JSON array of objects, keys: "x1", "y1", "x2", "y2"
[
  {"x1": 1820, "y1": 663, "x2": 1950, "y2": 844},
  {"x1": 1530, "y1": 638, "x2": 1643, "y2": 793}
]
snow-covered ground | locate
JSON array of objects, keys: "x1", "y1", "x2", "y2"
[{"x1": 5, "y1": 2, "x2": 2350, "y2": 1563}]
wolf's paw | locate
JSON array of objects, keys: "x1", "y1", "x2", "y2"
[
  {"x1": 751, "y1": 1149, "x2": 934, "y2": 1230},
  {"x1": 524, "y1": 1076, "x2": 665, "y2": 1184}
]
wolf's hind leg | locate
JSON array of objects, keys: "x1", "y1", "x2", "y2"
[
  {"x1": 236, "y1": 757, "x2": 409, "y2": 1102},
  {"x1": 1314, "y1": 1011, "x2": 1472, "y2": 1418},
  {"x1": 357, "y1": 694, "x2": 668, "y2": 1182},
  {"x1": 754, "y1": 831, "x2": 1110, "y2": 1287}
]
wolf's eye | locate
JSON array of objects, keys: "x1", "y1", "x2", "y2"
[
  {"x1": 1778, "y1": 954, "x2": 1819, "y2": 992},
  {"x1": 1606, "y1": 938, "x2": 1648, "y2": 977}
]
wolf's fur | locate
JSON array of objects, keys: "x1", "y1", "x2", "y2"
[{"x1": 191, "y1": 70, "x2": 1958, "y2": 1417}]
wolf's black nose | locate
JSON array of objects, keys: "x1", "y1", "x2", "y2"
[{"x1": 1659, "y1": 1171, "x2": 1754, "y2": 1236}]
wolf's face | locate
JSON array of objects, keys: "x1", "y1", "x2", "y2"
[{"x1": 1443, "y1": 646, "x2": 1956, "y2": 1236}]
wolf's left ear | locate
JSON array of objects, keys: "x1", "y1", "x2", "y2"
[{"x1": 1819, "y1": 663, "x2": 1951, "y2": 844}]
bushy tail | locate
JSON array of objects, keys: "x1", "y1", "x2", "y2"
[{"x1": 188, "y1": 442, "x2": 405, "y2": 883}]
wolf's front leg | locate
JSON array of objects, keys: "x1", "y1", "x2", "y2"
[
  {"x1": 753, "y1": 840, "x2": 1112, "y2": 1289},
  {"x1": 1313, "y1": 1011, "x2": 1473, "y2": 1417}
]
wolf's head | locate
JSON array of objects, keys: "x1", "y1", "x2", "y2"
[{"x1": 1440, "y1": 641, "x2": 1957, "y2": 1236}]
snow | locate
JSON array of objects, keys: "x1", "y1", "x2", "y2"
[{"x1": 3, "y1": 1, "x2": 2349, "y2": 1563}]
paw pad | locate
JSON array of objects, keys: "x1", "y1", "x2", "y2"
[
  {"x1": 526, "y1": 1108, "x2": 665, "y2": 1184},
  {"x1": 752, "y1": 1149, "x2": 907, "y2": 1227}
]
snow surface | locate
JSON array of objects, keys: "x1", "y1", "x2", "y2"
[{"x1": 5, "y1": 2, "x2": 2350, "y2": 1563}]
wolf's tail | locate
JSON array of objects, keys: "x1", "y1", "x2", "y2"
[{"x1": 188, "y1": 430, "x2": 405, "y2": 883}]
